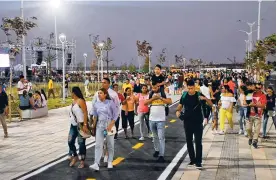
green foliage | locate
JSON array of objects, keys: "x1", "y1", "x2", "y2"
[
  {"x1": 121, "y1": 63, "x2": 128, "y2": 71},
  {"x1": 128, "y1": 63, "x2": 136, "y2": 72},
  {"x1": 245, "y1": 33, "x2": 276, "y2": 72},
  {"x1": 143, "y1": 56, "x2": 150, "y2": 73},
  {"x1": 1, "y1": 16, "x2": 37, "y2": 42}
]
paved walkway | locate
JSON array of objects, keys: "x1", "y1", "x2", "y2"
[
  {"x1": 0, "y1": 95, "x2": 181, "y2": 180},
  {"x1": 172, "y1": 113, "x2": 276, "y2": 180}
]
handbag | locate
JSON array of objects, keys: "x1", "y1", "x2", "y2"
[{"x1": 71, "y1": 105, "x2": 93, "y2": 139}]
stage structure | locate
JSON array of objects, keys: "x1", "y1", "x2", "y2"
[{"x1": 24, "y1": 37, "x2": 76, "y2": 71}]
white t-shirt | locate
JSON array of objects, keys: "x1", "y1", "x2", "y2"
[
  {"x1": 41, "y1": 94, "x2": 47, "y2": 107},
  {"x1": 221, "y1": 96, "x2": 236, "y2": 109},
  {"x1": 17, "y1": 81, "x2": 25, "y2": 95},
  {"x1": 200, "y1": 86, "x2": 211, "y2": 99},
  {"x1": 149, "y1": 93, "x2": 167, "y2": 122}
]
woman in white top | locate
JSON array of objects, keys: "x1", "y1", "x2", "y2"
[
  {"x1": 40, "y1": 89, "x2": 47, "y2": 107},
  {"x1": 68, "y1": 87, "x2": 89, "y2": 169},
  {"x1": 200, "y1": 79, "x2": 213, "y2": 124},
  {"x1": 218, "y1": 85, "x2": 236, "y2": 135}
]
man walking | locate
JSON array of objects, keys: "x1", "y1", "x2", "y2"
[
  {"x1": 0, "y1": 84, "x2": 8, "y2": 138},
  {"x1": 176, "y1": 80, "x2": 213, "y2": 169},
  {"x1": 247, "y1": 83, "x2": 267, "y2": 148},
  {"x1": 84, "y1": 77, "x2": 91, "y2": 98},
  {"x1": 144, "y1": 81, "x2": 172, "y2": 163},
  {"x1": 48, "y1": 77, "x2": 55, "y2": 99}
]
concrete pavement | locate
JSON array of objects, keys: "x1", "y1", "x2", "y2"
[{"x1": 172, "y1": 112, "x2": 276, "y2": 180}]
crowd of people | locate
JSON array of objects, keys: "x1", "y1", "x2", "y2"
[{"x1": 0, "y1": 64, "x2": 275, "y2": 172}]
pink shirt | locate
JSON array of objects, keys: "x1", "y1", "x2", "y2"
[{"x1": 137, "y1": 93, "x2": 149, "y2": 113}]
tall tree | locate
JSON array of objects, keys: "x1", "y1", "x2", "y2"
[
  {"x1": 136, "y1": 40, "x2": 152, "y2": 72},
  {"x1": 103, "y1": 37, "x2": 115, "y2": 73},
  {"x1": 1, "y1": 16, "x2": 37, "y2": 121},
  {"x1": 143, "y1": 56, "x2": 150, "y2": 73},
  {"x1": 157, "y1": 48, "x2": 166, "y2": 65}
]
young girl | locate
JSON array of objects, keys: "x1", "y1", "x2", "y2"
[{"x1": 135, "y1": 84, "x2": 150, "y2": 141}]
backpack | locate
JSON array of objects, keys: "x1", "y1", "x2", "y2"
[{"x1": 149, "y1": 90, "x2": 169, "y2": 116}]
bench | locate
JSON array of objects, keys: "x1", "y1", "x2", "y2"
[{"x1": 21, "y1": 106, "x2": 48, "y2": 119}]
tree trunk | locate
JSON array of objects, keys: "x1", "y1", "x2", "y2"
[{"x1": 106, "y1": 51, "x2": 109, "y2": 73}]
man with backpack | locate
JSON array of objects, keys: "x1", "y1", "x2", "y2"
[
  {"x1": 144, "y1": 81, "x2": 172, "y2": 163},
  {"x1": 176, "y1": 80, "x2": 213, "y2": 169}
]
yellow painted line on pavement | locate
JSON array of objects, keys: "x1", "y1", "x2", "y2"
[
  {"x1": 132, "y1": 143, "x2": 144, "y2": 150},
  {"x1": 112, "y1": 157, "x2": 125, "y2": 166},
  {"x1": 170, "y1": 119, "x2": 176, "y2": 123},
  {"x1": 165, "y1": 125, "x2": 169, "y2": 128},
  {"x1": 86, "y1": 178, "x2": 96, "y2": 180}
]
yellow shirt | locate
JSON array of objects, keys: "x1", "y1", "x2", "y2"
[
  {"x1": 139, "y1": 78, "x2": 145, "y2": 84},
  {"x1": 48, "y1": 80, "x2": 53, "y2": 89},
  {"x1": 122, "y1": 83, "x2": 133, "y2": 92}
]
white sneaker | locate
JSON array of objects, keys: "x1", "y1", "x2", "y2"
[
  {"x1": 148, "y1": 133, "x2": 153, "y2": 138},
  {"x1": 104, "y1": 156, "x2": 108, "y2": 163},
  {"x1": 212, "y1": 130, "x2": 217, "y2": 135},
  {"x1": 89, "y1": 163, "x2": 99, "y2": 171},
  {"x1": 108, "y1": 162, "x2": 113, "y2": 169},
  {"x1": 238, "y1": 129, "x2": 243, "y2": 135},
  {"x1": 139, "y1": 137, "x2": 145, "y2": 141},
  {"x1": 218, "y1": 131, "x2": 224, "y2": 135},
  {"x1": 244, "y1": 131, "x2": 248, "y2": 136}
]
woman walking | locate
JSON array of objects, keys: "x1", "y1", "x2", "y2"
[
  {"x1": 68, "y1": 87, "x2": 89, "y2": 168},
  {"x1": 135, "y1": 84, "x2": 150, "y2": 141},
  {"x1": 218, "y1": 85, "x2": 236, "y2": 135},
  {"x1": 122, "y1": 87, "x2": 136, "y2": 138},
  {"x1": 89, "y1": 88, "x2": 118, "y2": 171}
]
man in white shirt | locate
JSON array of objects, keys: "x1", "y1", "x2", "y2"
[
  {"x1": 17, "y1": 75, "x2": 26, "y2": 98},
  {"x1": 144, "y1": 81, "x2": 172, "y2": 163}
]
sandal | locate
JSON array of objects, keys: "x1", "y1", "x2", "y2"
[
  {"x1": 78, "y1": 161, "x2": 85, "y2": 169},
  {"x1": 69, "y1": 157, "x2": 78, "y2": 167}
]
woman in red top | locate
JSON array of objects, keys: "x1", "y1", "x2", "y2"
[{"x1": 135, "y1": 84, "x2": 150, "y2": 141}]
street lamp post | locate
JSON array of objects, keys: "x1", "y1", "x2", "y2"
[
  {"x1": 21, "y1": 0, "x2": 26, "y2": 78},
  {"x1": 257, "y1": 0, "x2": 262, "y2": 40},
  {"x1": 98, "y1": 42, "x2": 104, "y2": 80},
  {"x1": 83, "y1": 53, "x2": 87, "y2": 74},
  {"x1": 59, "y1": 33, "x2": 66, "y2": 102},
  {"x1": 50, "y1": 0, "x2": 60, "y2": 70},
  {"x1": 148, "y1": 49, "x2": 152, "y2": 73}
]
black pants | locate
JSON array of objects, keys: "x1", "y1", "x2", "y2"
[
  {"x1": 121, "y1": 110, "x2": 135, "y2": 130},
  {"x1": 184, "y1": 122, "x2": 203, "y2": 164},
  {"x1": 115, "y1": 116, "x2": 120, "y2": 138},
  {"x1": 202, "y1": 103, "x2": 211, "y2": 120}
]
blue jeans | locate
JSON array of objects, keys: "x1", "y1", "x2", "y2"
[
  {"x1": 68, "y1": 124, "x2": 86, "y2": 160},
  {"x1": 149, "y1": 121, "x2": 165, "y2": 156},
  {"x1": 263, "y1": 110, "x2": 276, "y2": 137},
  {"x1": 239, "y1": 106, "x2": 248, "y2": 130}
]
